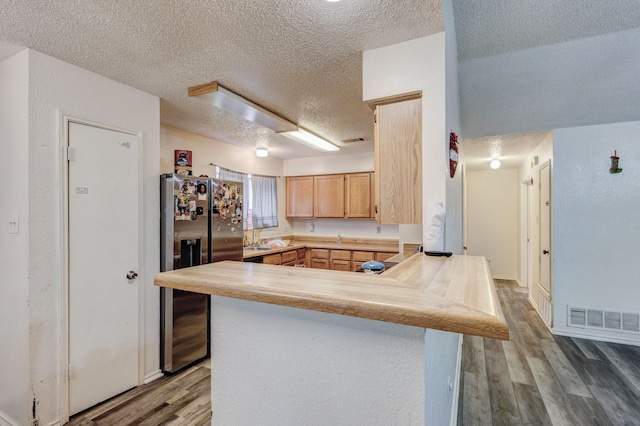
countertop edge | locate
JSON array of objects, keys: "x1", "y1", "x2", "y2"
[{"x1": 155, "y1": 255, "x2": 509, "y2": 340}]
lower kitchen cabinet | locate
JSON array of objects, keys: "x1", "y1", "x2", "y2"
[{"x1": 262, "y1": 253, "x2": 282, "y2": 265}]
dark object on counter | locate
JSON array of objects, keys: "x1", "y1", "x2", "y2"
[{"x1": 424, "y1": 251, "x2": 452, "y2": 257}]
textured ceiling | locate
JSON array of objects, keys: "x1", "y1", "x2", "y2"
[
  {"x1": 1, "y1": 0, "x2": 638, "y2": 165},
  {"x1": 0, "y1": 0, "x2": 442, "y2": 159}
]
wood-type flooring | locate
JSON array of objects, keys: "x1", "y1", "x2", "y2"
[
  {"x1": 68, "y1": 279, "x2": 640, "y2": 425},
  {"x1": 459, "y1": 279, "x2": 640, "y2": 425}
]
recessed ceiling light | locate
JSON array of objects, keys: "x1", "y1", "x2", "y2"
[
  {"x1": 490, "y1": 159, "x2": 501, "y2": 169},
  {"x1": 256, "y1": 147, "x2": 268, "y2": 157},
  {"x1": 326, "y1": 0, "x2": 341, "y2": 2}
]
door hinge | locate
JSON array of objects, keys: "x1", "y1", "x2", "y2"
[
  {"x1": 65, "y1": 146, "x2": 73, "y2": 161},
  {"x1": 373, "y1": 113, "x2": 377, "y2": 124}
]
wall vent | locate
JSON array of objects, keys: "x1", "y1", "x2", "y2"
[
  {"x1": 568, "y1": 306, "x2": 640, "y2": 334},
  {"x1": 341, "y1": 137, "x2": 368, "y2": 144}
]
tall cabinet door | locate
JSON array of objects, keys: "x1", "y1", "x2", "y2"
[
  {"x1": 314, "y1": 174, "x2": 345, "y2": 218},
  {"x1": 374, "y1": 98, "x2": 422, "y2": 224},
  {"x1": 286, "y1": 176, "x2": 314, "y2": 218}
]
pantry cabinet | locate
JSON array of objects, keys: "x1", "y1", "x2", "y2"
[{"x1": 374, "y1": 97, "x2": 422, "y2": 224}]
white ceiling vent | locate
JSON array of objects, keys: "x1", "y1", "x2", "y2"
[
  {"x1": 568, "y1": 306, "x2": 640, "y2": 335},
  {"x1": 341, "y1": 137, "x2": 368, "y2": 144}
]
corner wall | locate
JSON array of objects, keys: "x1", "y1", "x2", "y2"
[
  {"x1": 553, "y1": 121, "x2": 640, "y2": 344},
  {"x1": 0, "y1": 50, "x2": 30, "y2": 426}
]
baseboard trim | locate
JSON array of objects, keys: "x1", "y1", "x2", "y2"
[
  {"x1": 528, "y1": 296, "x2": 553, "y2": 333},
  {"x1": 144, "y1": 370, "x2": 164, "y2": 384},
  {"x1": 553, "y1": 329, "x2": 640, "y2": 347}
]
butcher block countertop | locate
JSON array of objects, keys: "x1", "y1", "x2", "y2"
[{"x1": 155, "y1": 253, "x2": 508, "y2": 340}]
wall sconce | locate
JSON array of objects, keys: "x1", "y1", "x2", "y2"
[
  {"x1": 256, "y1": 147, "x2": 268, "y2": 157},
  {"x1": 490, "y1": 159, "x2": 501, "y2": 169}
]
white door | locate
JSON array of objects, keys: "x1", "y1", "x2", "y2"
[
  {"x1": 68, "y1": 122, "x2": 140, "y2": 415},
  {"x1": 539, "y1": 161, "x2": 552, "y2": 319}
]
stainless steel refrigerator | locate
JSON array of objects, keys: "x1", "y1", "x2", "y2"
[{"x1": 160, "y1": 174, "x2": 243, "y2": 373}]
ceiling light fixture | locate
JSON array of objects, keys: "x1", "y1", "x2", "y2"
[
  {"x1": 188, "y1": 81, "x2": 338, "y2": 152},
  {"x1": 256, "y1": 147, "x2": 268, "y2": 157},
  {"x1": 279, "y1": 128, "x2": 340, "y2": 152},
  {"x1": 490, "y1": 159, "x2": 501, "y2": 169},
  {"x1": 188, "y1": 81, "x2": 297, "y2": 133}
]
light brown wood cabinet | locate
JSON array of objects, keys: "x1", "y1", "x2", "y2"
[
  {"x1": 374, "y1": 97, "x2": 422, "y2": 224},
  {"x1": 286, "y1": 176, "x2": 314, "y2": 218},
  {"x1": 286, "y1": 172, "x2": 375, "y2": 219},
  {"x1": 314, "y1": 175, "x2": 345, "y2": 218},
  {"x1": 345, "y1": 173, "x2": 372, "y2": 218}
]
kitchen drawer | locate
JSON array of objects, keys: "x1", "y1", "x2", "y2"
[
  {"x1": 375, "y1": 252, "x2": 398, "y2": 262},
  {"x1": 262, "y1": 253, "x2": 282, "y2": 265},
  {"x1": 352, "y1": 251, "x2": 374, "y2": 262},
  {"x1": 330, "y1": 249, "x2": 351, "y2": 261},
  {"x1": 310, "y1": 258, "x2": 329, "y2": 269},
  {"x1": 281, "y1": 250, "x2": 297, "y2": 264},
  {"x1": 297, "y1": 248, "x2": 307, "y2": 260},
  {"x1": 330, "y1": 259, "x2": 351, "y2": 271},
  {"x1": 310, "y1": 248, "x2": 329, "y2": 259},
  {"x1": 281, "y1": 260, "x2": 297, "y2": 267}
]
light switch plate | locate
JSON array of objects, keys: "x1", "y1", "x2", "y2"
[{"x1": 9, "y1": 214, "x2": 19, "y2": 234}]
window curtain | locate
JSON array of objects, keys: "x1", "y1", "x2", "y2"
[
  {"x1": 217, "y1": 167, "x2": 278, "y2": 230},
  {"x1": 251, "y1": 175, "x2": 279, "y2": 229},
  {"x1": 218, "y1": 167, "x2": 250, "y2": 230}
]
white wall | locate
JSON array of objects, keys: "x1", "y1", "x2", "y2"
[
  {"x1": 0, "y1": 50, "x2": 30, "y2": 426},
  {"x1": 160, "y1": 125, "x2": 292, "y2": 238},
  {"x1": 553, "y1": 121, "x2": 640, "y2": 345},
  {"x1": 363, "y1": 34, "x2": 447, "y2": 251},
  {"x1": 443, "y1": 0, "x2": 464, "y2": 255},
  {"x1": 466, "y1": 169, "x2": 519, "y2": 280},
  {"x1": 21, "y1": 49, "x2": 160, "y2": 425}
]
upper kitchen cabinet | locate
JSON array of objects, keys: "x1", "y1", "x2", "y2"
[
  {"x1": 286, "y1": 176, "x2": 314, "y2": 218},
  {"x1": 314, "y1": 174, "x2": 345, "y2": 218},
  {"x1": 345, "y1": 173, "x2": 372, "y2": 218},
  {"x1": 374, "y1": 97, "x2": 422, "y2": 224}
]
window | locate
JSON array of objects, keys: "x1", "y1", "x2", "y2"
[{"x1": 217, "y1": 166, "x2": 278, "y2": 230}]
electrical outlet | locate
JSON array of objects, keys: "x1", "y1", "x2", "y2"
[{"x1": 376, "y1": 226, "x2": 381, "y2": 234}]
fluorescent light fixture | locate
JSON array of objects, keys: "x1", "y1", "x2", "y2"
[
  {"x1": 279, "y1": 128, "x2": 340, "y2": 152},
  {"x1": 256, "y1": 147, "x2": 268, "y2": 157},
  {"x1": 490, "y1": 159, "x2": 501, "y2": 169},
  {"x1": 188, "y1": 82, "x2": 297, "y2": 133}
]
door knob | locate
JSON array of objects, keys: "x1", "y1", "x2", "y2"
[
  {"x1": 126, "y1": 271, "x2": 138, "y2": 280},
  {"x1": 542, "y1": 250, "x2": 549, "y2": 254}
]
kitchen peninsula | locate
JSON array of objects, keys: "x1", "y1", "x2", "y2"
[{"x1": 155, "y1": 253, "x2": 508, "y2": 425}]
